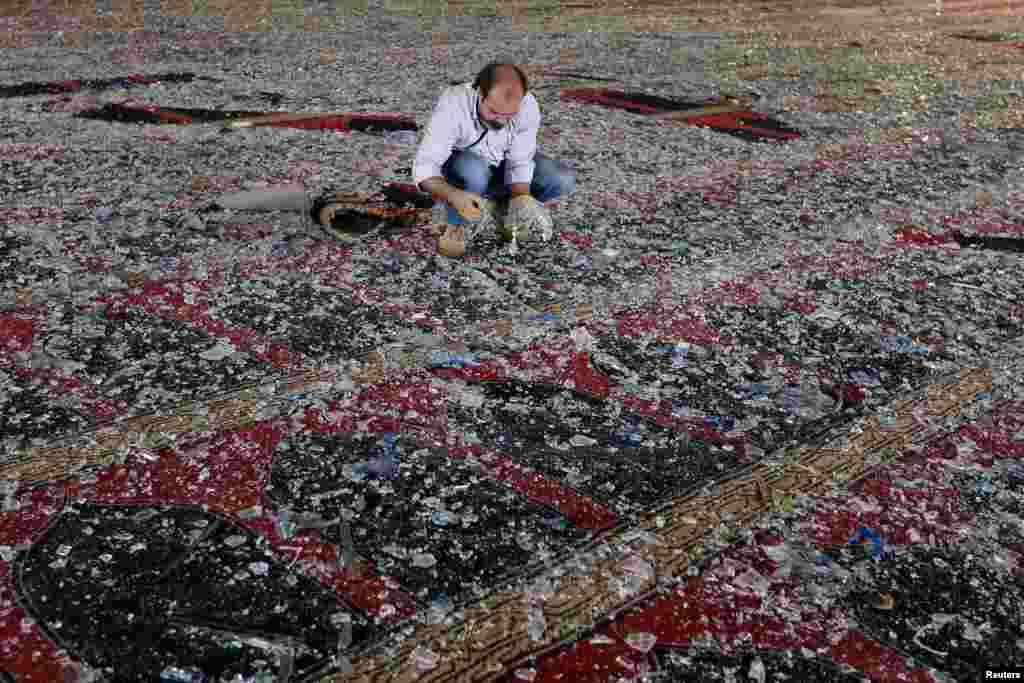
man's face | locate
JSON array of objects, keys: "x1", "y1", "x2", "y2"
[{"x1": 479, "y1": 86, "x2": 522, "y2": 131}]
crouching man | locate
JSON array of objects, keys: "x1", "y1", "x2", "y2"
[{"x1": 413, "y1": 61, "x2": 577, "y2": 257}]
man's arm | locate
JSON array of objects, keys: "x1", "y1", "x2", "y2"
[
  {"x1": 419, "y1": 176, "x2": 459, "y2": 203},
  {"x1": 413, "y1": 89, "x2": 459, "y2": 200},
  {"x1": 504, "y1": 95, "x2": 541, "y2": 193}
]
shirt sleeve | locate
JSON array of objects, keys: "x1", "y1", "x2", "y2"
[
  {"x1": 504, "y1": 94, "x2": 541, "y2": 187},
  {"x1": 412, "y1": 91, "x2": 459, "y2": 190}
]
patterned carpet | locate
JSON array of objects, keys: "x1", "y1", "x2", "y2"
[{"x1": 3, "y1": 2, "x2": 1024, "y2": 681}]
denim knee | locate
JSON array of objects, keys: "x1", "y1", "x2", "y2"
[{"x1": 444, "y1": 152, "x2": 492, "y2": 194}]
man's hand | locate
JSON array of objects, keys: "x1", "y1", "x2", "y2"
[
  {"x1": 419, "y1": 178, "x2": 483, "y2": 221},
  {"x1": 508, "y1": 195, "x2": 535, "y2": 211},
  {"x1": 507, "y1": 194, "x2": 553, "y2": 242},
  {"x1": 448, "y1": 189, "x2": 485, "y2": 221}
]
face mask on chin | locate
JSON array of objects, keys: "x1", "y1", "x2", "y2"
[{"x1": 477, "y1": 100, "x2": 508, "y2": 131}]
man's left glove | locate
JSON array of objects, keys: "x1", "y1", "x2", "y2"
[{"x1": 502, "y1": 194, "x2": 553, "y2": 243}]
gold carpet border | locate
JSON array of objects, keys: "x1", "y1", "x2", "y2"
[{"x1": 328, "y1": 367, "x2": 991, "y2": 682}]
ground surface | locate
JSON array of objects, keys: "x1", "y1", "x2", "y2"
[{"x1": 2, "y1": 0, "x2": 1024, "y2": 681}]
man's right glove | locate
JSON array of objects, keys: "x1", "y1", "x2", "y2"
[{"x1": 501, "y1": 194, "x2": 553, "y2": 243}]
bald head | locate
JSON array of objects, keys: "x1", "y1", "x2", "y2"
[
  {"x1": 491, "y1": 64, "x2": 525, "y2": 100},
  {"x1": 478, "y1": 63, "x2": 526, "y2": 130}
]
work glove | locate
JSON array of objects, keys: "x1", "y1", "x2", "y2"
[
  {"x1": 503, "y1": 194, "x2": 553, "y2": 243},
  {"x1": 448, "y1": 189, "x2": 486, "y2": 221}
]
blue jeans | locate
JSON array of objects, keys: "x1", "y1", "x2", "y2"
[{"x1": 439, "y1": 150, "x2": 577, "y2": 225}]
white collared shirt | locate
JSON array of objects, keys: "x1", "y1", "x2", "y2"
[{"x1": 412, "y1": 82, "x2": 541, "y2": 190}]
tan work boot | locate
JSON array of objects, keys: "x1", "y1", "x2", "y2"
[
  {"x1": 436, "y1": 223, "x2": 467, "y2": 258},
  {"x1": 432, "y1": 197, "x2": 510, "y2": 257}
]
